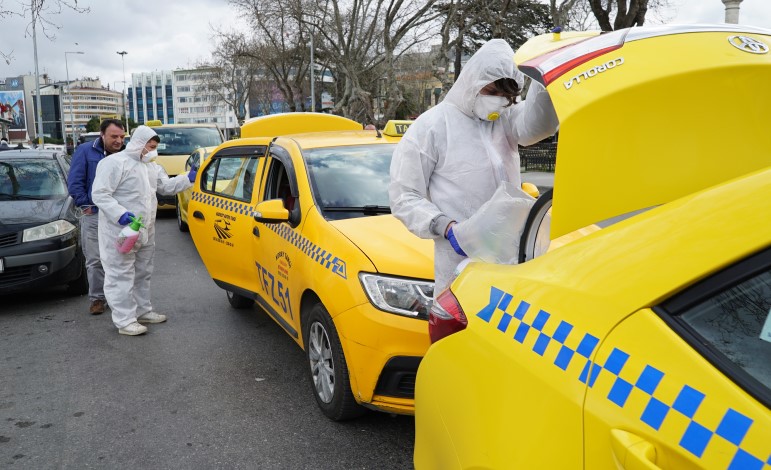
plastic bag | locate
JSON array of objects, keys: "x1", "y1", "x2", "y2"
[{"x1": 452, "y1": 181, "x2": 535, "y2": 264}]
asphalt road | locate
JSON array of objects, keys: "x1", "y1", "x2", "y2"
[{"x1": 0, "y1": 213, "x2": 415, "y2": 470}]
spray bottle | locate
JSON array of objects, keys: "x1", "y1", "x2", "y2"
[{"x1": 115, "y1": 215, "x2": 145, "y2": 254}]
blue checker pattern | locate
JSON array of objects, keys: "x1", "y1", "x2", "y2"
[
  {"x1": 192, "y1": 192, "x2": 348, "y2": 279},
  {"x1": 474, "y1": 286, "x2": 769, "y2": 469}
]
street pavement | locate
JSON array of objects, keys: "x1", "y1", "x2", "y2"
[{"x1": 0, "y1": 213, "x2": 415, "y2": 470}]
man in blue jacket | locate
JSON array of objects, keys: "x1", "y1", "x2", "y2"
[{"x1": 68, "y1": 119, "x2": 126, "y2": 314}]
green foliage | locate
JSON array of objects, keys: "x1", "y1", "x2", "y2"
[{"x1": 85, "y1": 116, "x2": 100, "y2": 132}]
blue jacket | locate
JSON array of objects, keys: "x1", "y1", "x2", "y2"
[{"x1": 68, "y1": 138, "x2": 108, "y2": 212}]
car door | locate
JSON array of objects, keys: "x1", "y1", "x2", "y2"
[
  {"x1": 584, "y1": 250, "x2": 771, "y2": 469},
  {"x1": 187, "y1": 144, "x2": 267, "y2": 293},
  {"x1": 249, "y1": 143, "x2": 304, "y2": 341}
]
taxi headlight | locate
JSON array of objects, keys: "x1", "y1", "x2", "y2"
[
  {"x1": 359, "y1": 273, "x2": 434, "y2": 320},
  {"x1": 22, "y1": 220, "x2": 76, "y2": 242}
]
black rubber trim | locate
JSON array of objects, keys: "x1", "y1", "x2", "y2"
[
  {"x1": 653, "y1": 245, "x2": 771, "y2": 408},
  {"x1": 213, "y1": 278, "x2": 298, "y2": 339},
  {"x1": 374, "y1": 356, "x2": 422, "y2": 398},
  {"x1": 215, "y1": 145, "x2": 267, "y2": 158}
]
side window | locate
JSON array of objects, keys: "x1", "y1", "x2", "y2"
[
  {"x1": 263, "y1": 158, "x2": 293, "y2": 211},
  {"x1": 678, "y1": 268, "x2": 771, "y2": 391},
  {"x1": 201, "y1": 155, "x2": 260, "y2": 202}
]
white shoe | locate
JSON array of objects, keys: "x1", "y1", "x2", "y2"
[
  {"x1": 138, "y1": 312, "x2": 167, "y2": 324},
  {"x1": 118, "y1": 322, "x2": 148, "y2": 336}
]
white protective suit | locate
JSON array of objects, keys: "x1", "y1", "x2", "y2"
[
  {"x1": 389, "y1": 39, "x2": 559, "y2": 293},
  {"x1": 91, "y1": 126, "x2": 193, "y2": 329}
]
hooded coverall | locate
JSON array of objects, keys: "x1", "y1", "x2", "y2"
[
  {"x1": 91, "y1": 126, "x2": 193, "y2": 329},
  {"x1": 388, "y1": 39, "x2": 559, "y2": 293}
]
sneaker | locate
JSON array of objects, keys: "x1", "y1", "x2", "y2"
[
  {"x1": 118, "y1": 322, "x2": 147, "y2": 336},
  {"x1": 137, "y1": 312, "x2": 167, "y2": 324},
  {"x1": 89, "y1": 299, "x2": 107, "y2": 315}
]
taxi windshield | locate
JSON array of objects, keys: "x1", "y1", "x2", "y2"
[
  {"x1": 304, "y1": 144, "x2": 395, "y2": 216},
  {"x1": 154, "y1": 127, "x2": 223, "y2": 155}
]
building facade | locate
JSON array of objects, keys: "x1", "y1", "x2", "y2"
[
  {"x1": 127, "y1": 71, "x2": 175, "y2": 125},
  {"x1": 173, "y1": 68, "x2": 242, "y2": 138}
]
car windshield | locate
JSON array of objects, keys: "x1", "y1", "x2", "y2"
[
  {"x1": 304, "y1": 144, "x2": 395, "y2": 218},
  {"x1": 0, "y1": 159, "x2": 67, "y2": 199},
  {"x1": 154, "y1": 127, "x2": 223, "y2": 155}
]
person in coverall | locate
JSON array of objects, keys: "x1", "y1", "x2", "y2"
[
  {"x1": 388, "y1": 39, "x2": 559, "y2": 294},
  {"x1": 91, "y1": 125, "x2": 197, "y2": 336}
]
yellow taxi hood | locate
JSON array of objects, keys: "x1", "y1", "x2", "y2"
[
  {"x1": 516, "y1": 24, "x2": 771, "y2": 238},
  {"x1": 331, "y1": 215, "x2": 434, "y2": 281}
]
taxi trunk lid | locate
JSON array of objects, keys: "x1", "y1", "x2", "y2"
[{"x1": 516, "y1": 25, "x2": 771, "y2": 238}]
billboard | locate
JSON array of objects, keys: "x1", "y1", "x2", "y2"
[{"x1": 0, "y1": 90, "x2": 27, "y2": 131}]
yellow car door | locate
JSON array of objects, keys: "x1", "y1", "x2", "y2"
[
  {"x1": 584, "y1": 259, "x2": 771, "y2": 469},
  {"x1": 249, "y1": 143, "x2": 304, "y2": 341},
  {"x1": 187, "y1": 143, "x2": 267, "y2": 295}
]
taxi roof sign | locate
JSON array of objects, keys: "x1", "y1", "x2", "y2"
[
  {"x1": 146, "y1": 120, "x2": 164, "y2": 127},
  {"x1": 241, "y1": 113, "x2": 361, "y2": 138},
  {"x1": 382, "y1": 120, "x2": 413, "y2": 137}
]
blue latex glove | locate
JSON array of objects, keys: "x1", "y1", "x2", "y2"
[
  {"x1": 446, "y1": 225, "x2": 467, "y2": 257},
  {"x1": 118, "y1": 212, "x2": 135, "y2": 226},
  {"x1": 187, "y1": 166, "x2": 198, "y2": 183}
]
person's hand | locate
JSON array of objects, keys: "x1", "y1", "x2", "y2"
[
  {"x1": 446, "y1": 225, "x2": 467, "y2": 257},
  {"x1": 187, "y1": 166, "x2": 198, "y2": 183},
  {"x1": 118, "y1": 212, "x2": 135, "y2": 226}
]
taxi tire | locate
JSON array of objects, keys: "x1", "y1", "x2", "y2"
[
  {"x1": 226, "y1": 290, "x2": 254, "y2": 309},
  {"x1": 518, "y1": 188, "x2": 553, "y2": 264},
  {"x1": 303, "y1": 303, "x2": 365, "y2": 421},
  {"x1": 176, "y1": 196, "x2": 189, "y2": 232}
]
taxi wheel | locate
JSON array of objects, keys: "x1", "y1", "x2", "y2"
[
  {"x1": 304, "y1": 303, "x2": 365, "y2": 421},
  {"x1": 518, "y1": 189, "x2": 553, "y2": 263},
  {"x1": 226, "y1": 290, "x2": 253, "y2": 309},
  {"x1": 176, "y1": 196, "x2": 189, "y2": 232}
]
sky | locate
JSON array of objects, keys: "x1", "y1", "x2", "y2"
[{"x1": 0, "y1": 0, "x2": 770, "y2": 91}]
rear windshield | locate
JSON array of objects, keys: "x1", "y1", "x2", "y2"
[
  {"x1": 304, "y1": 144, "x2": 395, "y2": 210},
  {"x1": 0, "y1": 159, "x2": 67, "y2": 199},
  {"x1": 153, "y1": 127, "x2": 223, "y2": 155}
]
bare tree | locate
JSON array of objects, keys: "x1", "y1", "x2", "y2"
[
  {"x1": 1, "y1": 1, "x2": 89, "y2": 65},
  {"x1": 587, "y1": 0, "x2": 671, "y2": 31},
  {"x1": 195, "y1": 30, "x2": 260, "y2": 125}
]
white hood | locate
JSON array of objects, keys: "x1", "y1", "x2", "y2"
[
  {"x1": 444, "y1": 39, "x2": 525, "y2": 119},
  {"x1": 125, "y1": 125, "x2": 158, "y2": 160}
]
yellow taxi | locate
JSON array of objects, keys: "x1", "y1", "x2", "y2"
[
  {"x1": 414, "y1": 24, "x2": 771, "y2": 469},
  {"x1": 175, "y1": 146, "x2": 217, "y2": 232},
  {"x1": 187, "y1": 114, "x2": 435, "y2": 420},
  {"x1": 143, "y1": 120, "x2": 224, "y2": 208}
]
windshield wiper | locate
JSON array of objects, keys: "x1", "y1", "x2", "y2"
[
  {"x1": 322, "y1": 205, "x2": 391, "y2": 214},
  {"x1": 0, "y1": 193, "x2": 45, "y2": 200}
]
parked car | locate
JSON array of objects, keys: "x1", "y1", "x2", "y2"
[
  {"x1": 414, "y1": 24, "x2": 771, "y2": 469},
  {"x1": 0, "y1": 149, "x2": 87, "y2": 295},
  {"x1": 144, "y1": 120, "x2": 224, "y2": 209}
]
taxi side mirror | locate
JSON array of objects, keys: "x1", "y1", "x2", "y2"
[
  {"x1": 253, "y1": 199, "x2": 290, "y2": 224},
  {"x1": 521, "y1": 182, "x2": 540, "y2": 198}
]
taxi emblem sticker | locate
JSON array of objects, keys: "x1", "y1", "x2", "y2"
[{"x1": 214, "y1": 219, "x2": 232, "y2": 239}]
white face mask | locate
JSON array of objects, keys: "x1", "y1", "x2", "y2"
[
  {"x1": 140, "y1": 149, "x2": 158, "y2": 163},
  {"x1": 473, "y1": 95, "x2": 509, "y2": 121}
]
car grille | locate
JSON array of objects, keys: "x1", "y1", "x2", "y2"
[
  {"x1": 0, "y1": 265, "x2": 33, "y2": 288},
  {"x1": 0, "y1": 232, "x2": 19, "y2": 248}
]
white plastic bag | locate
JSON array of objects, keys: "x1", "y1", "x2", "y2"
[{"x1": 452, "y1": 181, "x2": 535, "y2": 264}]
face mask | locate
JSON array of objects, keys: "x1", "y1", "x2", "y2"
[
  {"x1": 473, "y1": 95, "x2": 509, "y2": 121},
  {"x1": 140, "y1": 149, "x2": 158, "y2": 163}
]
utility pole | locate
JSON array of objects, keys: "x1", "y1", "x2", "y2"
[
  {"x1": 722, "y1": 0, "x2": 744, "y2": 24},
  {"x1": 117, "y1": 51, "x2": 128, "y2": 132},
  {"x1": 32, "y1": 4, "x2": 44, "y2": 147},
  {"x1": 65, "y1": 50, "x2": 84, "y2": 149}
]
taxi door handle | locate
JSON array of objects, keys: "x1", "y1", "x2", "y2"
[
  {"x1": 193, "y1": 211, "x2": 204, "y2": 221},
  {"x1": 252, "y1": 227, "x2": 260, "y2": 237},
  {"x1": 610, "y1": 429, "x2": 661, "y2": 470}
]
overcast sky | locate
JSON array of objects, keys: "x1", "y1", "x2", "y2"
[{"x1": 1, "y1": 0, "x2": 769, "y2": 91}]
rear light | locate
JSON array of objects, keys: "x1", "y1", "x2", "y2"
[
  {"x1": 519, "y1": 28, "x2": 629, "y2": 87},
  {"x1": 428, "y1": 289, "x2": 467, "y2": 343}
]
